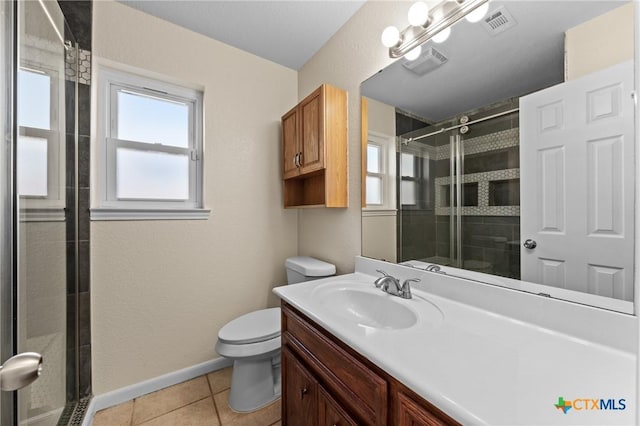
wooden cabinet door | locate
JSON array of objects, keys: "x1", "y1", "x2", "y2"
[
  {"x1": 299, "y1": 87, "x2": 325, "y2": 175},
  {"x1": 318, "y1": 387, "x2": 358, "y2": 426},
  {"x1": 282, "y1": 107, "x2": 299, "y2": 179},
  {"x1": 396, "y1": 391, "x2": 453, "y2": 426},
  {"x1": 282, "y1": 347, "x2": 318, "y2": 426}
]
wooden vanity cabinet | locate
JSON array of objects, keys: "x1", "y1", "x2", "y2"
[
  {"x1": 281, "y1": 84, "x2": 347, "y2": 208},
  {"x1": 281, "y1": 303, "x2": 460, "y2": 426}
]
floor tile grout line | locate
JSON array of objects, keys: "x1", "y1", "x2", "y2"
[
  {"x1": 134, "y1": 395, "x2": 211, "y2": 426},
  {"x1": 206, "y1": 372, "x2": 225, "y2": 426},
  {"x1": 129, "y1": 400, "x2": 135, "y2": 426}
]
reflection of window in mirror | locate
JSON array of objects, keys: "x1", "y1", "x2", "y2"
[
  {"x1": 400, "y1": 148, "x2": 431, "y2": 209},
  {"x1": 364, "y1": 132, "x2": 395, "y2": 211},
  {"x1": 17, "y1": 65, "x2": 65, "y2": 214},
  {"x1": 366, "y1": 143, "x2": 383, "y2": 205}
]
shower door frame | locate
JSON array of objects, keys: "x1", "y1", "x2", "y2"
[{"x1": 1, "y1": 0, "x2": 17, "y2": 424}]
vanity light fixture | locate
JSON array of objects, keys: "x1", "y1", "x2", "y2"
[{"x1": 382, "y1": 0, "x2": 490, "y2": 59}]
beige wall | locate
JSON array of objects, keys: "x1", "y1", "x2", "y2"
[
  {"x1": 565, "y1": 2, "x2": 635, "y2": 80},
  {"x1": 366, "y1": 97, "x2": 395, "y2": 136},
  {"x1": 362, "y1": 97, "x2": 397, "y2": 263},
  {"x1": 298, "y1": 1, "x2": 408, "y2": 273},
  {"x1": 91, "y1": 1, "x2": 298, "y2": 394}
]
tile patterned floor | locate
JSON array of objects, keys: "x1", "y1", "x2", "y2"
[{"x1": 92, "y1": 367, "x2": 281, "y2": 426}]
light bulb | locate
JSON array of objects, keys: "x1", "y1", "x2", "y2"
[
  {"x1": 381, "y1": 26, "x2": 401, "y2": 47},
  {"x1": 404, "y1": 45, "x2": 421, "y2": 61},
  {"x1": 465, "y1": 3, "x2": 489, "y2": 23},
  {"x1": 408, "y1": 2, "x2": 430, "y2": 27},
  {"x1": 432, "y1": 27, "x2": 451, "y2": 43}
]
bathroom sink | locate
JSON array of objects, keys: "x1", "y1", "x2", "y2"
[{"x1": 312, "y1": 284, "x2": 423, "y2": 330}]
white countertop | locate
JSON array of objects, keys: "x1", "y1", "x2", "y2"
[{"x1": 273, "y1": 269, "x2": 636, "y2": 425}]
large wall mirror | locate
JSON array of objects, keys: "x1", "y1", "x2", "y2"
[{"x1": 361, "y1": 0, "x2": 636, "y2": 313}]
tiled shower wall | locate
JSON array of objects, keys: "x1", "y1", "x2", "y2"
[{"x1": 58, "y1": 0, "x2": 92, "y2": 399}]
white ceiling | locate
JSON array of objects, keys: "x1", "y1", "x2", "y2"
[
  {"x1": 361, "y1": 1, "x2": 627, "y2": 124},
  {"x1": 118, "y1": 0, "x2": 366, "y2": 70}
]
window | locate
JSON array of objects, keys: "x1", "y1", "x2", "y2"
[
  {"x1": 400, "y1": 147, "x2": 432, "y2": 209},
  {"x1": 365, "y1": 132, "x2": 396, "y2": 211},
  {"x1": 17, "y1": 65, "x2": 65, "y2": 218},
  {"x1": 400, "y1": 152, "x2": 417, "y2": 206},
  {"x1": 366, "y1": 144, "x2": 383, "y2": 205},
  {"x1": 94, "y1": 67, "x2": 207, "y2": 220}
]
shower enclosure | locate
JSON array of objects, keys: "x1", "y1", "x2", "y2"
[
  {"x1": 1, "y1": 1, "x2": 83, "y2": 424},
  {"x1": 398, "y1": 101, "x2": 521, "y2": 280}
]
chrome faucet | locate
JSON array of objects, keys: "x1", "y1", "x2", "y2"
[
  {"x1": 425, "y1": 264, "x2": 441, "y2": 272},
  {"x1": 374, "y1": 270, "x2": 420, "y2": 299}
]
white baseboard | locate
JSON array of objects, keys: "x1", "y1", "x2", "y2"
[{"x1": 82, "y1": 357, "x2": 232, "y2": 426}]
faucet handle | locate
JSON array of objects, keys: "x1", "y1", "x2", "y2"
[
  {"x1": 399, "y1": 278, "x2": 420, "y2": 299},
  {"x1": 374, "y1": 269, "x2": 390, "y2": 288}
]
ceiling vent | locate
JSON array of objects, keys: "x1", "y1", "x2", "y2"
[
  {"x1": 402, "y1": 47, "x2": 448, "y2": 76},
  {"x1": 480, "y1": 6, "x2": 517, "y2": 36}
]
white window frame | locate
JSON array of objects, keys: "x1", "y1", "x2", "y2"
[
  {"x1": 366, "y1": 142, "x2": 384, "y2": 206},
  {"x1": 93, "y1": 65, "x2": 209, "y2": 220},
  {"x1": 364, "y1": 131, "x2": 396, "y2": 213},
  {"x1": 17, "y1": 63, "x2": 66, "y2": 222}
]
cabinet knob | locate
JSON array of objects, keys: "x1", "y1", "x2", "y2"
[{"x1": 300, "y1": 387, "x2": 308, "y2": 399}]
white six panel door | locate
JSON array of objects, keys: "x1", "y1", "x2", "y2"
[{"x1": 520, "y1": 61, "x2": 634, "y2": 302}]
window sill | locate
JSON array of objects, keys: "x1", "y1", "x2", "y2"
[
  {"x1": 90, "y1": 207, "x2": 211, "y2": 221},
  {"x1": 20, "y1": 208, "x2": 66, "y2": 222},
  {"x1": 362, "y1": 208, "x2": 397, "y2": 217}
]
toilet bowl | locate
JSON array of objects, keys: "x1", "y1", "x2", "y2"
[{"x1": 215, "y1": 256, "x2": 335, "y2": 413}]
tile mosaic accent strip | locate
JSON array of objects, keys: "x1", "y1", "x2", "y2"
[
  {"x1": 435, "y1": 168, "x2": 520, "y2": 216},
  {"x1": 65, "y1": 48, "x2": 91, "y2": 85},
  {"x1": 413, "y1": 127, "x2": 520, "y2": 160}
]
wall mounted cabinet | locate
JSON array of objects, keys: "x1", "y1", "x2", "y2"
[
  {"x1": 281, "y1": 303, "x2": 460, "y2": 426},
  {"x1": 282, "y1": 84, "x2": 347, "y2": 208}
]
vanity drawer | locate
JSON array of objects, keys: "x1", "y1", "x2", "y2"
[{"x1": 283, "y1": 305, "x2": 387, "y2": 426}]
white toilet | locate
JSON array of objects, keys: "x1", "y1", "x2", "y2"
[{"x1": 215, "y1": 256, "x2": 336, "y2": 413}]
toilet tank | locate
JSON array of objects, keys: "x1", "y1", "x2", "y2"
[{"x1": 285, "y1": 256, "x2": 336, "y2": 284}]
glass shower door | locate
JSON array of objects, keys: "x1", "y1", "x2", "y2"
[
  {"x1": 16, "y1": 1, "x2": 78, "y2": 424},
  {"x1": 398, "y1": 102, "x2": 520, "y2": 281}
]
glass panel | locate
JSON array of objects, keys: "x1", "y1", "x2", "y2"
[
  {"x1": 117, "y1": 90, "x2": 189, "y2": 148},
  {"x1": 116, "y1": 148, "x2": 189, "y2": 199},
  {"x1": 18, "y1": 69, "x2": 50, "y2": 129},
  {"x1": 401, "y1": 153, "x2": 415, "y2": 177},
  {"x1": 461, "y1": 110, "x2": 520, "y2": 280},
  {"x1": 17, "y1": 0, "x2": 75, "y2": 423},
  {"x1": 367, "y1": 144, "x2": 381, "y2": 173},
  {"x1": 366, "y1": 176, "x2": 382, "y2": 205},
  {"x1": 17, "y1": 136, "x2": 47, "y2": 196}
]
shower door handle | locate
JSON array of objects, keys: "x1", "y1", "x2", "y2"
[{"x1": 0, "y1": 352, "x2": 43, "y2": 391}]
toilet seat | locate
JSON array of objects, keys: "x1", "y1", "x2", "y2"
[{"x1": 218, "y1": 307, "x2": 281, "y2": 345}]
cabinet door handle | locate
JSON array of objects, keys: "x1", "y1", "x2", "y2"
[
  {"x1": 300, "y1": 387, "x2": 308, "y2": 399},
  {"x1": 293, "y1": 154, "x2": 298, "y2": 168},
  {"x1": 298, "y1": 152, "x2": 303, "y2": 166}
]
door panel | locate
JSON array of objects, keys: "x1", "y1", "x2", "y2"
[
  {"x1": 520, "y1": 61, "x2": 635, "y2": 301},
  {"x1": 300, "y1": 90, "x2": 324, "y2": 174},
  {"x1": 282, "y1": 109, "x2": 299, "y2": 179}
]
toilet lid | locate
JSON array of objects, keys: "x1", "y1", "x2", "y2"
[{"x1": 218, "y1": 307, "x2": 281, "y2": 344}]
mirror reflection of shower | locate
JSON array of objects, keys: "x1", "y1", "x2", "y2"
[{"x1": 396, "y1": 100, "x2": 521, "y2": 280}]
